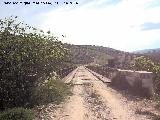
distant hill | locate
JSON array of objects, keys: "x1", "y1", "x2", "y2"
[
  {"x1": 133, "y1": 48, "x2": 160, "y2": 54},
  {"x1": 133, "y1": 48, "x2": 160, "y2": 62},
  {"x1": 64, "y1": 44, "x2": 140, "y2": 69},
  {"x1": 64, "y1": 44, "x2": 113, "y2": 65}
]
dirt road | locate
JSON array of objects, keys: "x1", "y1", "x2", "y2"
[{"x1": 36, "y1": 66, "x2": 159, "y2": 120}]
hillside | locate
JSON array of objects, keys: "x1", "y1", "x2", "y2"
[
  {"x1": 134, "y1": 48, "x2": 160, "y2": 62},
  {"x1": 64, "y1": 44, "x2": 121, "y2": 64},
  {"x1": 65, "y1": 44, "x2": 140, "y2": 68}
]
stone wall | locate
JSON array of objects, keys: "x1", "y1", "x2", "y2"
[{"x1": 111, "y1": 69, "x2": 154, "y2": 97}]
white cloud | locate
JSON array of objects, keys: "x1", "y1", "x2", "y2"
[{"x1": 39, "y1": 0, "x2": 160, "y2": 51}]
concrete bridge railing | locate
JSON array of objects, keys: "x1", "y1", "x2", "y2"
[
  {"x1": 111, "y1": 69, "x2": 154, "y2": 98},
  {"x1": 86, "y1": 65, "x2": 154, "y2": 98}
]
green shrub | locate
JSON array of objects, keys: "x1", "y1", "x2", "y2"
[
  {"x1": 134, "y1": 56, "x2": 160, "y2": 93},
  {"x1": 30, "y1": 75, "x2": 71, "y2": 106},
  {"x1": 0, "y1": 108, "x2": 34, "y2": 120},
  {"x1": 134, "y1": 56, "x2": 155, "y2": 71},
  {"x1": 0, "y1": 16, "x2": 70, "y2": 109}
]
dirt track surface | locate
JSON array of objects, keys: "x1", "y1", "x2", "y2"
[{"x1": 35, "y1": 66, "x2": 160, "y2": 120}]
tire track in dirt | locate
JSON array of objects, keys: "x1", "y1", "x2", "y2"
[
  {"x1": 61, "y1": 85, "x2": 88, "y2": 120},
  {"x1": 84, "y1": 83, "x2": 113, "y2": 120}
]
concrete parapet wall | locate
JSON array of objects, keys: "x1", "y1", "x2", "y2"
[{"x1": 111, "y1": 69, "x2": 154, "y2": 97}]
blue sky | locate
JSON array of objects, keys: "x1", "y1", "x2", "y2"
[{"x1": 0, "y1": 0, "x2": 160, "y2": 52}]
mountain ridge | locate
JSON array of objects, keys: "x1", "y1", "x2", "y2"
[
  {"x1": 133, "y1": 48, "x2": 160, "y2": 54},
  {"x1": 64, "y1": 44, "x2": 142, "y2": 69}
]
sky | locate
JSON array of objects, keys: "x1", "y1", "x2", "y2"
[{"x1": 0, "y1": 0, "x2": 160, "y2": 52}]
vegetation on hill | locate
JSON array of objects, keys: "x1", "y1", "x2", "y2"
[
  {"x1": 134, "y1": 48, "x2": 160, "y2": 63},
  {"x1": 65, "y1": 44, "x2": 143, "y2": 69},
  {"x1": 65, "y1": 44, "x2": 122, "y2": 65}
]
